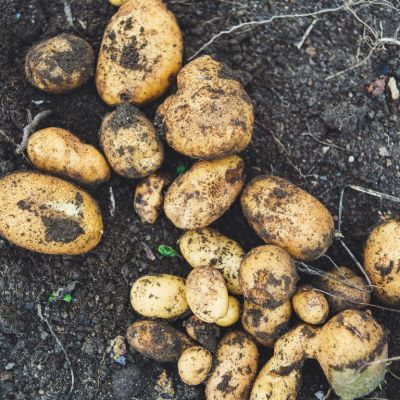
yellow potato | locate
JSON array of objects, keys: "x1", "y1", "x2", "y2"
[
  {"x1": 157, "y1": 55, "x2": 254, "y2": 159},
  {"x1": 99, "y1": 105, "x2": 164, "y2": 179},
  {"x1": 25, "y1": 34, "x2": 94, "y2": 94},
  {"x1": 183, "y1": 315, "x2": 220, "y2": 353},
  {"x1": 215, "y1": 296, "x2": 240, "y2": 327},
  {"x1": 164, "y1": 156, "x2": 244, "y2": 229},
  {"x1": 96, "y1": 0, "x2": 183, "y2": 105},
  {"x1": 0, "y1": 171, "x2": 103, "y2": 255},
  {"x1": 27, "y1": 127, "x2": 110, "y2": 186},
  {"x1": 109, "y1": 0, "x2": 128, "y2": 6},
  {"x1": 241, "y1": 176, "x2": 334, "y2": 261},
  {"x1": 178, "y1": 346, "x2": 212, "y2": 386}
]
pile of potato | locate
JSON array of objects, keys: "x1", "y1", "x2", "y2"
[{"x1": 0, "y1": 0, "x2": 397, "y2": 399}]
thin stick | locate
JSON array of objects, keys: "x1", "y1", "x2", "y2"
[
  {"x1": 109, "y1": 186, "x2": 116, "y2": 217},
  {"x1": 63, "y1": 0, "x2": 74, "y2": 27},
  {"x1": 296, "y1": 18, "x2": 319, "y2": 50}
]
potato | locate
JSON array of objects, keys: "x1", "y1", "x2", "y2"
[
  {"x1": 126, "y1": 319, "x2": 192, "y2": 362},
  {"x1": 109, "y1": 0, "x2": 128, "y2": 5},
  {"x1": 239, "y1": 245, "x2": 298, "y2": 308},
  {"x1": 215, "y1": 296, "x2": 240, "y2": 327},
  {"x1": 183, "y1": 315, "x2": 220, "y2": 353},
  {"x1": 0, "y1": 171, "x2": 103, "y2": 255},
  {"x1": 206, "y1": 331, "x2": 258, "y2": 400},
  {"x1": 27, "y1": 127, "x2": 110, "y2": 186},
  {"x1": 164, "y1": 156, "x2": 244, "y2": 229},
  {"x1": 185, "y1": 267, "x2": 229, "y2": 323},
  {"x1": 241, "y1": 176, "x2": 334, "y2": 261},
  {"x1": 313, "y1": 266, "x2": 371, "y2": 313},
  {"x1": 364, "y1": 218, "x2": 400, "y2": 305},
  {"x1": 178, "y1": 346, "x2": 212, "y2": 386},
  {"x1": 292, "y1": 285, "x2": 329, "y2": 325},
  {"x1": 242, "y1": 299, "x2": 292, "y2": 347},
  {"x1": 156, "y1": 55, "x2": 254, "y2": 159},
  {"x1": 96, "y1": 0, "x2": 182, "y2": 105},
  {"x1": 99, "y1": 104, "x2": 164, "y2": 179},
  {"x1": 25, "y1": 34, "x2": 94, "y2": 94},
  {"x1": 130, "y1": 274, "x2": 189, "y2": 319},
  {"x1": 179, "y1": 228, "x2": 244, "y2": 294}
]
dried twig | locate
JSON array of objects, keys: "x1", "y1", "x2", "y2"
[
  {"x1": 63, "y1": 0, "x2": 74, "y2": 27},
  {"x1": 109, "y1": 186, "x2": 116, "y2": 217},
  {"x1": 295, "y1": 18, "x2": 319, "y2": 50}
]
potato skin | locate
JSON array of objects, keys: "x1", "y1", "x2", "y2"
[
  {"x1": 25, "y1": 34, "x2": 94, "y2": 94},
  {"x1": 183, "y1": 315, "x2": 220, "y2": 353},
  {"x1": 241, "y1": 176, "x2": 334, "y2": 261},
  {"x1": 130, "y1": 274, "x2": 189, "y2": 319},
  {"x1": 215, "y1": 296, "x2": 240, "y2": 327},
  {"x1": 27, "y1": 127, "x2": 111, "y2": 186},
  {"x1": 164, "y1": 156, "x2": 244, "y2": 229},
  {"x1": 96, "y1": 0, "x2": 183, "y2": 105},
  {"x1": 0, "y1": 171, "x2": 103, "y2": 255},
  {"x1": 179, "y1": 228, "x2": 244, "y2": 294},
  {"x1": 99, "y1": 104, "x2": 164, "y2": 179},
  {"x1": 157, "y1": 55, "x2": 254, "y2": 159},
  {"x1": 240, "y1": 245, "x2": 298, "y2": 308},
  {"x1": 178, "y1": 346, "x2": 212, "y2": 386}
]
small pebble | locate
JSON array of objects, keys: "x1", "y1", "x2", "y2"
[
  {"x1": 5, "y1": 363, "x2": 15, "y2": 371},
  {"x1": 348, "y1": 155, "x2": 354, "y2": 163}
]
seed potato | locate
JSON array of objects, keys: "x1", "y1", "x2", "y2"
[
  {"x1": 215, "y1": 296, "x2": 240, "y2": 327},
  {"x1": 96, "y1": 0, "x2": 183, "y2": 105},
  {"x1": 156, "y1": 55, "x2": 254, "y2": 159},
  {"x1": 241, "y1": 176, "x2": 334, "y2": 261},
  {"x1": 99, "y1": 104, "x2": 164, "y2": 179},
  {"x1": 164, "y1": 156, "x2": 244, "y2": 229},
  {"x1": 0, "y1": 171, "x2": 103, "y2": 255},
  {"x1": 25, "y1": 34, "x2": 94, "y2": 94},
  {"x1": 27, "y1": 127, "x2": 111, "y2": 186},
  {"x1": 183, "y1": 315, "x2": 220, "y2": 353},
  {"x1": 130, "y1": 274, "x2": 189, "y2": 319},
  {"x1": 179, "y1": 228, "x2": 244, "y2": 294},
  {"x1": 178, "y1": 346, "x2": 212, "y2": 386}
]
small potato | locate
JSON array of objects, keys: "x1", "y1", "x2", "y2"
[
  {"x1": 99, "y1": 104, "x2": 164, "y2": 179},
  {"x1": 164, "y1": 156, "x2": 244, "y2": 229},
  {"x1": 96, "y1": 0, "x2": 183, "y2": 105},
  {"x1": 206, "y1": 331, "x2": 258, "y2": 400},
  {"x1": 0, "y1": 171, "x2": 103, "y2": 255},
  {"x1": 25, "y1": 34, "x2": 94, "y2": 94},
  {"x1": 109, "y1": 0, "x2": 128, "y2": 5},
  {"x1": 130, "y1": 274, "x2": 189, "y2": 319},
  {"x1": 216, "y1": 296, "x2": 240, "y2": 327},
  {"x1": 126, "y1": 319, "x2": 192, "y2": 362},
  {"x1": 241, "y1": 176, "x2": 334, "y2": 261},
  {"x1": 157, "y1": 55, "x2": 254, "y2": 160},
  {"x1": 134, "y1": 173, "x2": 170, "y2": 224},
  {"x1": 27, "y1": 127, "x2": 111, "y2": 186},
  {"x1": 178, "y1": 346, "x2": 212, "y2": 386},
  {"x1": 179, "y1": 228, "x2": 244, "y2": 294},
  {"x1": 240, "y1": 245, "x2": 298, "y2": 308},
  {"x1": 292, "y1": 285, "x2": 329, "y2": 325},
  {"x1": 183, "y1": 315, "x2": 220, "y2": 353},
  {"x1": 186, "y1": 267, "x2": 229, "y2": 323}
]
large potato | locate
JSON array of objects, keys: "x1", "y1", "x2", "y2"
[
  {"x1": 25, "y1": 34, "x2": 94, "y2": 94},
  {"x1": 130, "y1": 274, "x2": 189, "y2": 319},
  {"x1": 241, "y1": 176, "x2": 334, "y2": 261},
  {"x1": 99, "y1": 104, "x2": 164, "y2": 179},
  {"x1": 183, "y1": 315, "x2": 220, "y2": 353},
  {"x1": 178, "y1": 346, "x2": 213, "y2": 386},
  {"x1": 0, "y1": 171, "x2": 102, "y2": 255},
  {"x1": 179, "y1": 228, "x2": 244, "y2": 294},
  {"x1": 27, "y1": 127, "x2": 110, "y2": 186},
  {"x1": 164, "y1": 156, "x2": 244, "y2": 229},
  {"x1": 96, "y1": 0, "x2": 183, "y2": 105},
  {"x1": 156, "y1": 55, "x2": 254, "y2": 159}
]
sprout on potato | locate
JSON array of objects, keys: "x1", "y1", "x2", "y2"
[
  {"x1": 178, "y1": 346, "x2": 212, "y2": 386},
  {"x1": 183, "y1": 315, "x2": 220, "y2": 353},
  {"x1": 215, "y1": 296, "x2": 240, "y2": 327}
]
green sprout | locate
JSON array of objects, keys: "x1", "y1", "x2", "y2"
[
  {"x1": 48, "y1": 292, "x2": 57, "y2": 303},
  {"x1": 158, "y1": 245, "x2": 180, "y2": 258},
  {"x1": 176, "y1": 164, "x2": 187, "y2": 175},
  {"x1": 62, "y1": 294, "x2": 73, "y2": 303}
]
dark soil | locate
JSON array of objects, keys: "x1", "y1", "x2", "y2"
[{"x1": 1, "y1": 1, "x2": 400, "y2": 399}]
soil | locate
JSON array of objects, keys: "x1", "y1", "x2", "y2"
[{"x1": 0, "y1": 1, "x2": 400, "y2": 399}]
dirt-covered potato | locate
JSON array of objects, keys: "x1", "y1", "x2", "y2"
[
  {"x1": 179, "y1": 228, "x2": 244, "y2": 294},
  {"x1": 240, "y1": 245, "x2": 298, "y2": 308},
  {"x1": 0, "y1": 171, "x2": 103, "y2": 255},
  {"x1": 185, "y1": 267, "x2": 229, "y2": 323},
  {"x1": 99, "y1": 105, "x2": 164, "y2": 179},
  {"x1": 96, "y1": 0, "x2": 182, "y2": 105},
  {"x1": 130, "y1": 274, "x2": 188, "y2": 319},
  {"x1": 183, "y1": 315, "x2": 220, "y2": 353},
  {"x1": 156, "y1": 55, "x2": 254, "y2": 160},
  {"x1": 313, "y1": 266, "x2": 371, "y2": 313},
  {"x1": 25, "y1": 34, "x2": 94, "y2": 94},
  {"x1": 215, "y1": 296, "x2": 240, "y2": 327},
  {"x1": 126, "y1": 319, "x2": 192, "y2": 362},
  {"x1": 242, "y1": 299, "x2": 292, "y2": 347},
  {"x1": 178, "y1": 346, "x2": 212, "y2": 386},
  {"x1": 241, "y1": 176, "x2": 334, "y2": 261},
  {"x1": 27, "y1": 127, "x2": 110, "y2": 186},
  {"x1": 292, "y1": 285, "x2": 329, "y2": 325},
  {"x1": 164, "y1": 156, "x2": 244, "y2": 229},
  {"x1": 364, "y1": 218, "x2": 400, "y2": 305},
  {"x1": 134, "y1": 173, "x2": 170, "y2": 224},
  {"x1": 206, "y1": 331, "x2": 258, "y2": 400}
]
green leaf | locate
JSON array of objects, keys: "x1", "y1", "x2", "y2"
[
  {"x1": 176, "y1": 164, "x2": 187, "y2": 175},
  {"x1": 62, "y1": 294, "x2": 73, "y2": 303},
  {"x1": 158, "y1": 245, "x2": 180, "y2": 258},
  {"x1": 48, "y1": 292, "x2": 57, "y2": 303}
]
